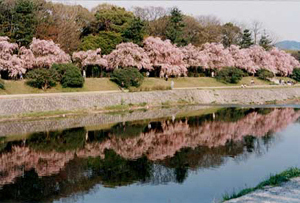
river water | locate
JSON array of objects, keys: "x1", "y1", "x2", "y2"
[{"x1": 1, "y1": 106, "x2": 300, "y2": 203}]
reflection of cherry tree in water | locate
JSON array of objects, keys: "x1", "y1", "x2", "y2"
[{"x1": 0, "y1": 108, "x2": 299, "y2": 201}]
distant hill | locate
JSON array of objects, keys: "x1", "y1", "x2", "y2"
[{"x1": 275, "y1": 41, "x2": 300, "y2": 51}]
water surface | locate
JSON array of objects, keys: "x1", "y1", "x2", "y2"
[{"x1": 1, "y1": 107, "x2": 300, "y2": 203}]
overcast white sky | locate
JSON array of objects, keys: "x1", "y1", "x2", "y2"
[{"x1": 52, "y1": 0, "x2": 300, "y2": 42}]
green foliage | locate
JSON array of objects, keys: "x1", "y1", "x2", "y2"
[
  {"x1": 0, "y1": 79, "x2": 4, "y2": 89},
  {"x1": 111, "y1": 68, "x2": 144, "y2": 88},
  {"x1": 110, "y1": 122, "x2": 148, "y2": 138},
  {"x1": 223, "y1": 168, "x2": 300, "y2": 201},
  {"x1": 291, "y1": 68, "x2": 300, "y2": 82},
  {"x1": 256, "y1": 69, "x2": 274, "y2": 80},
  {"x1": 87, "y1": 150, "x2": 151, "y2": 187},
  {"x1": 80, "y1": 31, "x2": 123, "y2": 55},
  {"x1": 0, "y1": 0, "x2": 37, "y2": 46},
  {"x1": 52, "y1": 63, "x2": 84, "y2": 88},
  {"x1": 28, "y1": 127, "x2": 86, "y2": 152},
  {"x1": 122, "y1": 17, "x2": 146, "y2": 45},
  {"x1": 165, "y1": 7, "x2": 187, "y2": 46},
  {"x1": 26, "y1": 68, "x2": 59, "y2": 89},
  {"x1": 52, "y1": 63, "x2": 68, "y2": 80},
  {"x1": 62, "y1": 66, "x2": 84, "y2": 88},
  {"x1": 93, "y1": 4, "x2": 135, "y2": 33},
  {"x1": 239, "y1": 29, "x2": 254, "y2": 49},
  {"x1": 291, "y1": 51, "x2": 300, "y2": 63},
  {"x1": 259, "y1": 33, "x2": 273, "y2": 50},
  {"x1": 222, "y1": 22, "x2": 242, "y2": 47},
  {"x1": 216, "y1": 67, "x2": 245, "y2": 84}
]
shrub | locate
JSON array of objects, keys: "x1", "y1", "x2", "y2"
[
  {"x1": 52, "y1": 63, "x2": 68, "y2": 80},
  {"x1": 26, "y1": 69, "x2": 59, "y2": 89},
  {"x1": 52, "y1": 63, "x2": 84, "y2": 88},
  {"x1": 80, "y1": 31, "x2": 123, "y2": 55},
  {"x1": 61, "y1": 66, "x2": 84, "y2": 88},
  {"x1": 292, "y1": 68, "x2": 300, "y2": 82},
  {"x1": 111, "y1": 68, "x2": 144, "y2": 88},
  {"x1": 0, "y1": 79, "x2": 4, "y2": 89},
  {"x1": 216, "y1": 67, "x2": 244, "y2": 84},
  {"x1": 257, "y1": 69, "x2": 274, "y2": 80}
]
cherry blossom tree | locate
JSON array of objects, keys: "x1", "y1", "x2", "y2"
[
  {"x1": 229, "y1": 45, "x2": 258, "y2": 74},
  {"x1": 0, "y1": 37, "x2": 25, "y2": 78},
  {"x1": 143, "y1": 36, "x2": 187, "y2": 77},
  {"x1": 72, "y1": 48, "x2": 107, "y2": 77},
  {"x1": 19, "y1": 47, "x2": 35, "y2": 70},
  {"x1": 247, "y1": 45, "x2": 277, "y2": 74},
  {"x1": 199, "y1": 43, "x2": 235, "y2": 70},
  {"x1": 269, "y1": 47, "x2": 300, "y2": 76},
  {"x1": 180, "y1": 44, "x2": 209, "y2": 69},
  {"x1": 1, "y1": 37, "x2": 72, "y2": 78},
  {"x1": 29, "y1": 38, "x2": 71, "y2": 69},
  {"x1": 105, "y1": 42, "x2": 152, "y2": 71}
]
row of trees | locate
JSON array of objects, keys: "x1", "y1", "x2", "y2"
[
  {"x1": 1, "y1": 35, "x2": 299, "y2": 78},
  {"x1": 0, "y1": 0, "x2": 275, "y2": 55}
]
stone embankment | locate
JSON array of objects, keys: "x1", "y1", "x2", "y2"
[
  {"x1": 226, "y1": 177, "x2": 300, "y2": 203},
  {"x1": 1, "y1": 87, "x2": 300, "y2": 117}
]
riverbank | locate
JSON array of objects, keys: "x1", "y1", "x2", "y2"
[
  {"x1": 0, "y1": 105, "x2": 217, "y2": 137},
  {"x1": 0, "y1": 77, "x2": 293, "y2": 95},
  {"x1": 225, "y1": 168, "x2": 300, "y2": 203},
  {"x1": 1, "y1": 86, "x2": 300, "y2": 119}
]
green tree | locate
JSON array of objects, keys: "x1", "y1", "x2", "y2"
[
  {"x1": 292, "y1": 68, "x2": 300, "y2": 82},
  {"x1": 28, "y1": 127, "x2": 86, "y2": 152},
  {"x1": 52, "y1": 63, "x2": 84, "y2": 88},
  {"x1": 11, "y1": 0, "x2": 37, "y2": 46},
  {"x1": 111, "y1": 68, "x2": 144, "y2": 88},
  {"x1": 216, "y1": 67, "x2": 245, "y2": 84},
  {"x1": 221, "y1": 22, "x2": 242, "y2": 47},
  {"x1": 239, "y1": 29, "x2": 254, "y2": 49},
  {"x1": 80, "y1": 31, "x2": 123, "y2": 55},
  {"x1": 165, "y1": 7, "x2": 186, "y2": 46},
  {"x1": 0, "y1": 0, "x2": 12, "y2": 36},
  {"x1": 91, "y1": 4, "x2": 134, "y2": 33},
  {"x1": 122, "y1": 17, "x2": 146, "y2": 45},
  {"x1": 259, "y1": 32, "x2": 272, "y2": 50},
  {"x1": 26, "y1": 68, "x2": 59, "y2": 90}
]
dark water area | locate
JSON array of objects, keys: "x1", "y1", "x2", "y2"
[{"x1": 1, "y1": 107, "x2": 300, "y2": 203}]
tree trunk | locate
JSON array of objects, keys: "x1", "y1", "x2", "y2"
[{"x1": 83, "y1": 69, "x2": 86, "y2": 78}]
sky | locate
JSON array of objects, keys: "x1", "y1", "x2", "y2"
[{"x1": 52, "y1": 0, "x2": 300, "y2": 42}]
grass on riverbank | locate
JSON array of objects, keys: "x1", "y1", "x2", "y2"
[
  {"x1": 0, "y1": 77, "x2": 296, "y2": 95},
  {"x1": 223, "y1": 167, "x2": 300, "y2": 202}
]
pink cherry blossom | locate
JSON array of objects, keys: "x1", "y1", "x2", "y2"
[
  {"x1": 229, "y1": 45, "x2": 259, "y2": 74},
  {"x1": 247, "y1": 45, "x2": 277, "y2": 74},
  {"x1": 0, "y1": 37, "x2": 24, "y2": 77},
  {"x1": 269, "y1": 47, "x2": 300, "y2": 76},
  {"x1": 72, "y1": 48, "x2": 107, "y2": 69},
  {"x1": 199, "y1": 43, "x2": 235, "y2": 70},
  {"x1": 105, "y1": 42, "x2": 152, "y2": 71},
  {"x1": 181, "y1": 44, "x2": 210, "y2": 69},
  {"x1": 143, "y1": 36, "x2": 188, "y2": 77},
  {"x1": 29, "y1": 38, "x2": 71, "y2": 68},
  {"x1": 19, "y1": 47, "x2": 35, "y2": 70}
]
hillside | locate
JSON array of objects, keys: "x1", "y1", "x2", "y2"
[{"x1": 275, "y1": 40, "x2": 300, "y2": 50}]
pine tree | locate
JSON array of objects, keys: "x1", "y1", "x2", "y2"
[
  {"x1": 165, "y1": 7, "x2": 186, "y2": 46},
  {"x1": 259, "y1": 31, "x2": 272, "y2": 50},
  {"x1": 239, "y1": 29, "x2": 254, "y2": 48},
  {"x1": 11, "y1": 0, "x2": 37, "y2": 47},
  {"x1": 122, "y1": 17, "x2": 146, "y2": 45}
]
